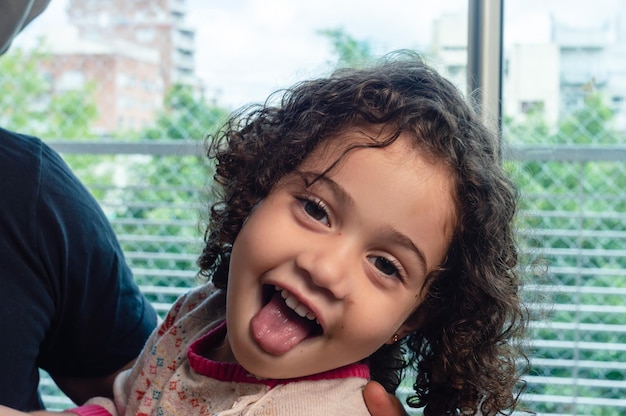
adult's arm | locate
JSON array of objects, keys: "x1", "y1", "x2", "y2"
[
  {"x1": 0, "y1": 0, "x2": 51, "y2": 54},
  {"x1": 51, "y1": 359, "x2": 134, "y2": 406},
  {"x1": 0, "y1": 128, "x2": 156, "y2": 409},
  {"x1": 31, "y1": 135, "x2": 158, "y2": 404}
]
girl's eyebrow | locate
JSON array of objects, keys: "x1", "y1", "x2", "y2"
[
  {"x1": 305, "y1": 173, "x2": 428, "y2": 277},
  {"x1": 378, "y1": 225, "x2": 428, "y2": 276}
]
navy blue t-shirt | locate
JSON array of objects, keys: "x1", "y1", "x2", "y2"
[{"x1": 0, "y1": 127, "x2": 157, "y2": 410}]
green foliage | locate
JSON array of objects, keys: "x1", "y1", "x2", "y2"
[
  {"x1": 121, "y1": 82, "x2": 227, "y2": 212},
  {"x1": 109, "y1": 83, "x2": 227, "y2": 276},
  {"x1": 505, "y1": 91, "x2": 625, "y2": 146},
  {"x1": 507, "y1": 92, "x2": 626, "y2": 414},
  {"x1": 140, "y1": 84, "x2": 229, "y2": 141},
  {"x1": 557, "y1": 92, "x2": 617, "y2": 144},
  {"x1": 0, "y1": 45, "x2": 98, "y2": 139},
  {"x1": 47, "y1": 85, "x2": 99, "y2": 139},
  {"x1": 503, "y1": 107, "x2": 551, "y2": 146},
  {"x1": 318, "y1": 28, "x2": 374, "y2": 68},
  {"x1": 0, "y1": 47, "x2": 49, "y2": 131}
]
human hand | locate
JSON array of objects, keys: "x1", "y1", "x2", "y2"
[{"x1": 363, "y1": 381, "x2": 409, "y2": 416}]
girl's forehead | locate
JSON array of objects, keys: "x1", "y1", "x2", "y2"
[
  {"x1": 302, "y1": 128, "x2": 423, "y2": 171},
  {"x1": 296, "y1": 129, "x2": 459, "y2": 234}
]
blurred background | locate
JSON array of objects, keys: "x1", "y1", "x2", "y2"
[{"x1": 2, "y1": 0, "x2": 626, "y2": 414}]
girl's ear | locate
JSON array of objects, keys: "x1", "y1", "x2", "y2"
[
  {"x1": 385, "y1": 322, "x2": 418, "y2": 344},
  {"x1": 386, "y1": 308, "x2": 427, "y2": 344},
  {"x1": 385, "y1": 334, "x2": 399, "y2": 345},
  {"x1": 397, "y1": 323, "x2": 417, "y2": 339}
]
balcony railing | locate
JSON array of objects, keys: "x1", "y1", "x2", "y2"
[{"x1": 38, "y1": 141, "x2": 626, "y2": 415}]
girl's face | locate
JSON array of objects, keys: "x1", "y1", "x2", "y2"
[{"x1": 223, "y1": 129, "x2": 456, "y2": 379}]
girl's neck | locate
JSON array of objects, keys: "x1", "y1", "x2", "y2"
[
  {"x1": 203, "y1": 331, "x2": 238, "y2": 364},
  {"x1": 188, "y1": 321, "x2": 370, "y2": 387}
]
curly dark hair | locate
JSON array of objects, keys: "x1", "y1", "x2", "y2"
[{"x1": 198, "y1": 50, "x2": 528, "y2": 415}]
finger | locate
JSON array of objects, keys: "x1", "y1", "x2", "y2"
[{"x1": 363, "y1": 381, "x2": 408, "y2": 416}]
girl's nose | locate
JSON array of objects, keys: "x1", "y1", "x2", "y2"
[{"x1": 295, "y1": 236, "x2": 354, "y2": 299}]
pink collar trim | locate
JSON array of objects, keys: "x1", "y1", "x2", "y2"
[{"x1": 187, "y1": 321, "x2": 370, "y2": 388}]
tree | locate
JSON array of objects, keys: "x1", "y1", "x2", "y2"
[
  {"x1": 556, "y1": 91, "x2": 619, "y2": 145},
  {"x1": 318, "y1": 28, "x2": 374, "y2": 68},
  {"x1": 503, "y1": 107, "x2": 551, "y2": 146},
  {"x1": 141, "y1": 84, "x2": 229, "y2": 141},
  {"x1": 112, "y1": 84, "x2": 230, "y2": 280},
  {"x1": 0, "y1": 45, "x2": 98, "y2": 139}
]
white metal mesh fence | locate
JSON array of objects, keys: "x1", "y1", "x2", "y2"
[
  {"x1": 510, "y1": 153, "x2": 626, "y2": 415},
  {"x1": 33, "y1": 136, "x2": 626, "y2": 416},
  {"x1": 502, "y1": 90, "x2": 626, "y2": 414},
  {"x1": 2, "y1": 16, "x2": 625, "y2": 415}
]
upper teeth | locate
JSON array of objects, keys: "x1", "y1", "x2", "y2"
[{"x1": 276, "y1": 286, "x2": 317, "y2": 321}]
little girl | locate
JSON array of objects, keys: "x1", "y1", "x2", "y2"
[{"x1": 68, "y1": 51, "x2": 528, "y2": 415}]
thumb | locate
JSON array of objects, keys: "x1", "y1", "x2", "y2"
[{"x1": 363, "y1": 381, "x2": 408, "y2": 416}]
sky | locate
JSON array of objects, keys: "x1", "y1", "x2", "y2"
[
  {"x1": 182, "y1": 0, "x2": 468, "y2": 107},
  {"x1": 14, "y1": 0, "x2": 624, "y2": 109}
]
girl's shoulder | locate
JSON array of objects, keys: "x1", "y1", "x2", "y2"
[{"x1": 158, "y1": 283, "x2": 225, "y2": 336}]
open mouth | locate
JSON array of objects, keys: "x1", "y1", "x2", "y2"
[
  {"x1": 268, "y1": 285, "x2": 318, "y2": 319},
  {"x1": 251, "y1": 285, "x2": 323, "y2": 355},
  {"x1": 261, "y1": 284, "x2": 323, "y2": 336}
]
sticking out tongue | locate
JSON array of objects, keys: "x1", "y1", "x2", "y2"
[{"x1": 250, "y1": 291, "x2": 318, "y2": 355}]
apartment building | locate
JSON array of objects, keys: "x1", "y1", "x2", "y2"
[{"x1": 41, "y1": 0, "x2": 198, "y2": 135}]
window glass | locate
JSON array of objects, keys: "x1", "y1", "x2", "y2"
[
  {"x1": 6, "y1": 1, "x2": 469, "y2": 413},
  {"x1": 14, "y1": 0, "x2": 468, "y2": 123},
  {"x1": 503, "y1": 1, "x2": 626, "y2": 414},
  {"x1": 15, "y1": 1, "x2": 626, "y2": 414}
]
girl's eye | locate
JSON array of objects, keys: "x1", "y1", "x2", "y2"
[
  {"x1": 368, "y1": 256, "x2": 403, "y2": 280},
  {"x1": 300, "y1": 198, "x2": 330, "y2": 226}
]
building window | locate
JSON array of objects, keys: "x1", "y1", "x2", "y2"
[{"x1": 57, "y1": 71, "x2": 85, "y2": 91}]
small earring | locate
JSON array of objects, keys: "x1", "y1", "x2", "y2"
[{"x1": 391, "y1": 333, "x2": 399, "y2": 343}]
